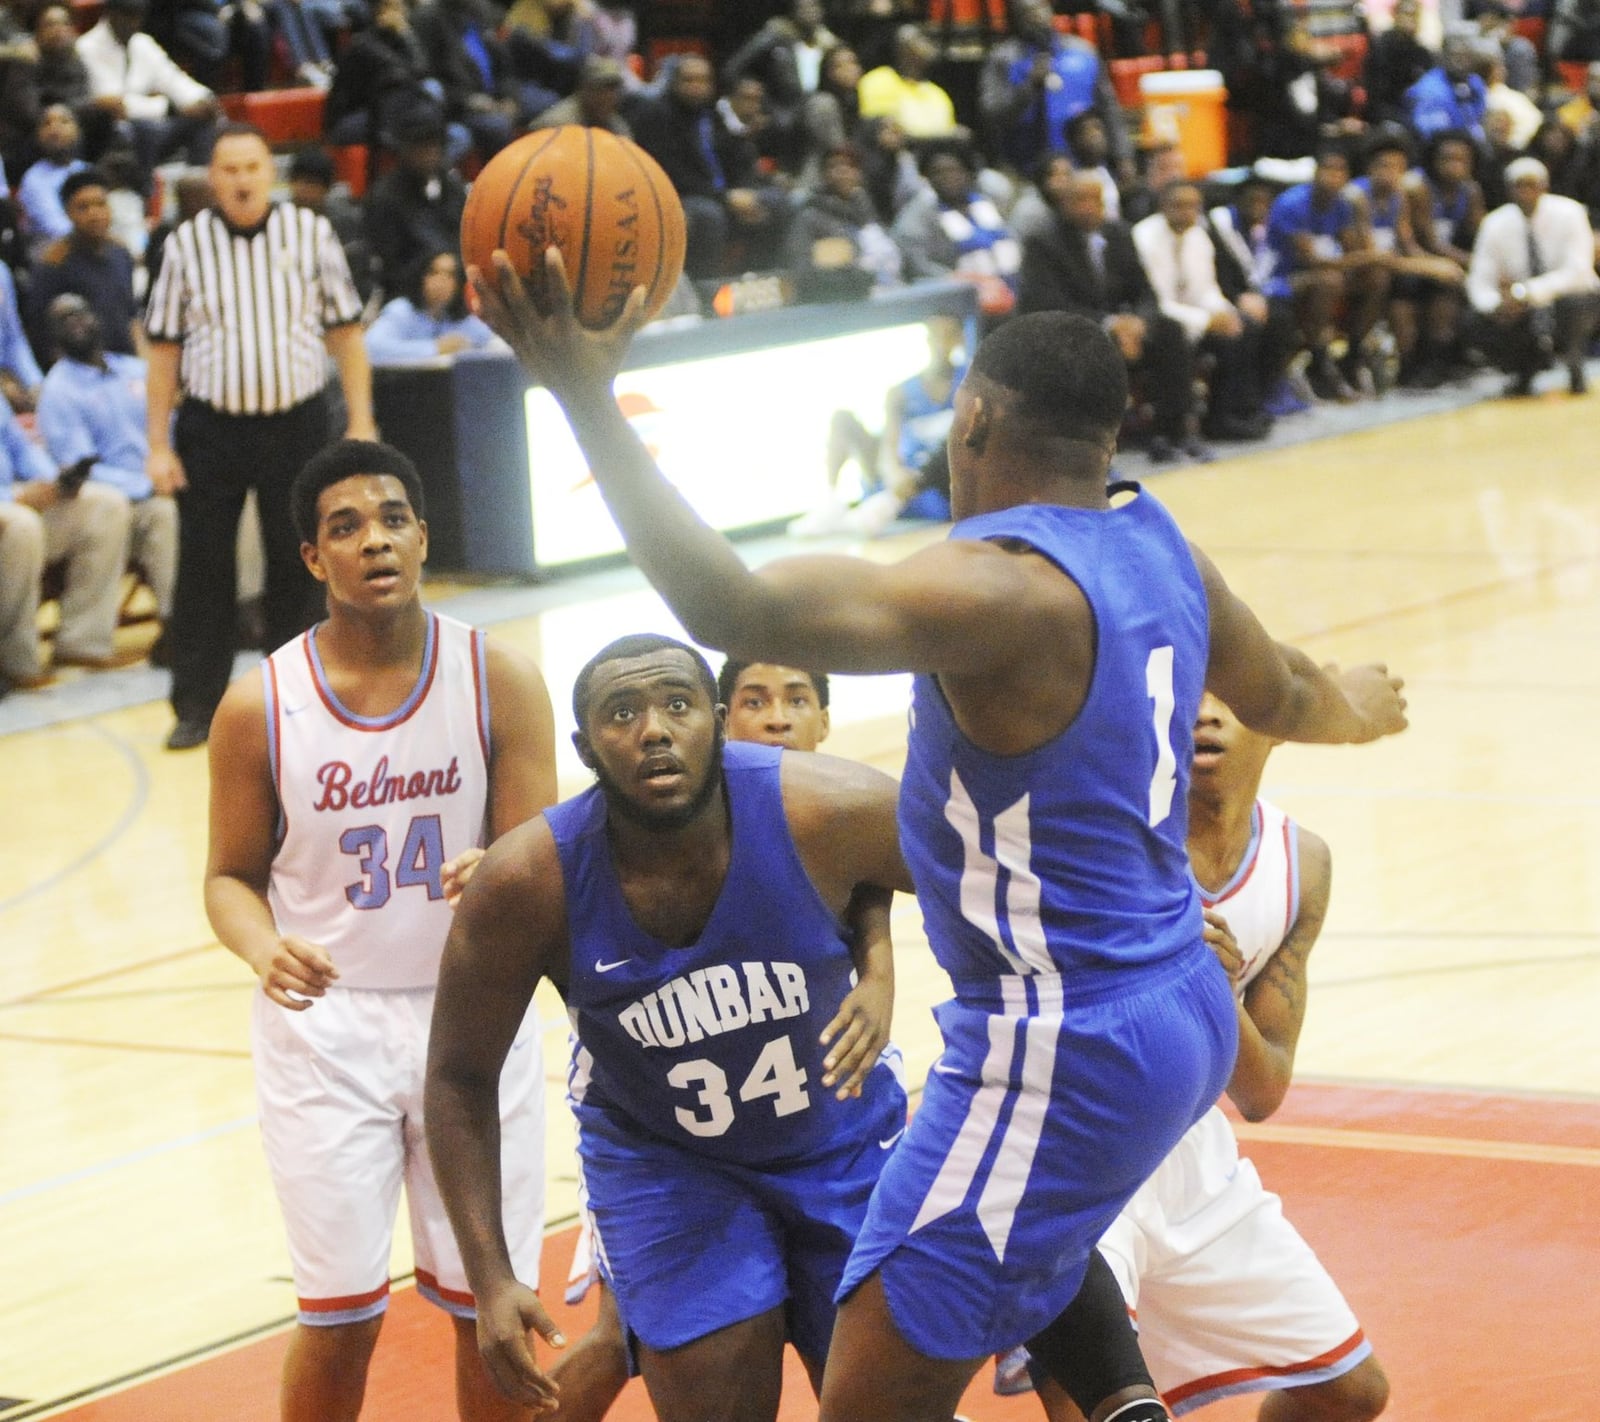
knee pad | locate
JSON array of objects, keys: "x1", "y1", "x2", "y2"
[{"x1": 1024, "y1": 1251, "x2": 1153, "y2": 1419}]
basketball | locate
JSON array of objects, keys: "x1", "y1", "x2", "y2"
[{"x1": 460, "y1": 126, "x2": 688, "y2": 329}]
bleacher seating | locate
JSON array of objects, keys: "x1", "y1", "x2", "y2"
[{"x1": 219, "y1": 87, "x2": 327, "y2": 148}]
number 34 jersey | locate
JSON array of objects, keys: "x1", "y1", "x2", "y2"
[
  {"x1": 264, "y1": 613, "x2": 492, "y2": 990},
  {"x1": 554, "y1": 740, "x2": 906, "y2": 1167}
]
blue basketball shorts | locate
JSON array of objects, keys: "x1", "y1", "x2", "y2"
[
  {"x1": 837, "y1": 946, "x2": 1238, "y2": 1359},
  {"x1": 576, "y1": 1085, "x2": 906, "y2": 1363}
]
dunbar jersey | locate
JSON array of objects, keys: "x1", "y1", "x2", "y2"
[
  {"x1": 1200, "y1": 798, "x2": 1300, "y2": 993},
  {"x1": 899, "y1": 487, "x2": 1210, "y2": 1004},
  {"x1": 264, "y1": 613, "x2": 491, "y2": 989},
  {"x1": 555, "y1": 740, "x2": 905, "y2": 1168}
]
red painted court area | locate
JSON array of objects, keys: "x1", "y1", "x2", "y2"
[{"x1": 52, "y1": 1084, "x2": 1600, "y2": 1420}]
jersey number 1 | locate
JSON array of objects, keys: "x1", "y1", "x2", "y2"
[
  {"x1": 340, "y1": 814, "x2": 446, "y2": 910},
  {"x1": 1146, "y1": 645, "x2": 1177, "y2": 827}
]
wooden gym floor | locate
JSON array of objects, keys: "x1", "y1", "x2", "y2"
[{"x1": 2, "y1": 389, "x2": 1598, "y2": 1418}]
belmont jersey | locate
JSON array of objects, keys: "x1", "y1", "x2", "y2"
[
  {"x1": 556, "y1": 740, "x2": 905, "y2": 1167},
  {"x1": 899, "y1": 486, "x2": 1210, "y2": 1005},
  {"x1": 1200, "y1": 798, "x2": 1300, "y2": 995},
  {"x1": 264, "y1": 612, "x2": 491, "y2": 989}
]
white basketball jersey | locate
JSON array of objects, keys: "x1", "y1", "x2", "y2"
[
  {"x1": 264, "y1": 612, "x2": 492, "y2": 989},
  {"x1": 1198, "y1": 799, "x2": 1300, "y2": 995}
]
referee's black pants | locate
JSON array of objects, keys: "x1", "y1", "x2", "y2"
[{"x1": 169, "y1": 394, "x2": 332, "y2": 727}]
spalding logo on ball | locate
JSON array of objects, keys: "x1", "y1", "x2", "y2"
[{"x1": 461, "y1": 126, "x2": 688, "y2": 328}]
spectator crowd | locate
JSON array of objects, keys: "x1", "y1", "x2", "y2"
[{"x1": 2, "y1": 0, "x2": 1600, "y2": 713}]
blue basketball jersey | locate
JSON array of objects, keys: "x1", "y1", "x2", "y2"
[
  {"x1": 553, "y1": 740, "x2": 904, "y2": 1167},
  {"x1": 899, "y1": 486, "x2": 1209, "y2": 1004}
]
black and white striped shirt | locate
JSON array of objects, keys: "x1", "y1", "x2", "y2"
[{"x1": 145, "y1": 204, "x2": 364, "y2": 416}]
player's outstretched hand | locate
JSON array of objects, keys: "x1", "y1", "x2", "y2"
[
  {"x1": 441, "y1": 846, "x2": 485, "y2": 908},
  {"x1": 1334, "y1": 663, "x2": 1408, "y2": 741},
  {"x1": 475, "y1": 1279, "x2": 566, "y2": 1413},
  {"x1": 1201, "y1": 909, "x2": 1243, "y2": 983},
  {"x1": 820, "y1": 973, "x2": 892, "y2": 1100},
  {"x1": 470, "y1": 247, "x2": 650, "y2": 404},
  {"x1": 258, "y1": 936, "x2": 338, "y2": 1010}
]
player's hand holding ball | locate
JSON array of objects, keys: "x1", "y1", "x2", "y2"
[{"x1": 461, "y1": 126, "x2": 686, "y2": 405}]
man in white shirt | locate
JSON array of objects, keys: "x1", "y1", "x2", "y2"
[
  {"x1": 76, "y1": 0, "x2": 219, "y2": 178},
  {"x1": 1134, "y1": 180, "x2": 1273, "y2": 442},
  {"x1": 1467, "y1": 156, "x2": 1600, "y2": 396}
]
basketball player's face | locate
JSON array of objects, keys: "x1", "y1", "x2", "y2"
[
  {"x1": 579, "y1": 653, "x2": 725, "y2": 831},
  {"x1": 724, "y1": 665, "x2": 828, "y2": 752},
  {"x1": 1191, "y1": 692, "x2": 1275, "y2": 795},
  {"x1": 304, "y1": 474, "x2": 428, "y2": 610}
]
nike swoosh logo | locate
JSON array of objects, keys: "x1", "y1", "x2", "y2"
[
  {"x1": 931, "y1": 1061, "x2": 961, "y2": 1076},
  {"x1": 879, "y1": 1127, "x2": 905, "y2": 1150},
  {"x1": 594, "y1": 958, "x2": 631, "y2": 973},
  {"x1": 283, "y1": 703, "x2": 307, "y2": 716}
]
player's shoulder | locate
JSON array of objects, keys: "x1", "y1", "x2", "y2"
[
  {"x1": 1295, "y1": 821, "x2": 1331, "y2": 886},
  {"x1": 210, "y1": 665, "x2": 273, "y2": 766},
  {"x1": 779, "y1": 746, "x2": 899, "y2": 810}
]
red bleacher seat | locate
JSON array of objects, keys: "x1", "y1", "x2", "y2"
[
  {"x1": 330, "y1": 145, "x2": 369, "y2": 199},
  {"x1": 219, "y1": 87, "x2": 326, "y2": 147},
  {"x1": 1109, "y1": 55, "x2": 1165, "y2": 109},
  {"x1": 1558, "y1": 59, "x2": 1589, "y2": 92}
]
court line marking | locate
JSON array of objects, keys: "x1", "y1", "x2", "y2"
[
  {"x1": 1289, "y1": 551, "x2": 1595, "y2": 644},
  {"x1": 1234, "y1": 1120, "x2": 1600, "y2": 1168},
  {"x1": 0, "y1": 1031, "x2": 251, "y2": 1061},
  {"x1": 0, "y1": 1115, "x2": 258, "y2": 1210},
  {"x1": 0, "y1": 1207, "x2": 594, "y2": 1420},
  {"x1": 0, "y1": 723, "x2": 149, "y2": 918},
  {"x1": 0, "y1": 942, "x2": 220, "y2": 1010}
]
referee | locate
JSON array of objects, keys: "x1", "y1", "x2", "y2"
[{"x1": 145, "y1": 121, "x2": 375, "y2": 751}]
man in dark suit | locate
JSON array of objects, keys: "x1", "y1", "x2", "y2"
[
  {"x1": 1018, "y1": 172, "x2": 1208, "y2": 463},
  {"x1": 411, "y1": 0, "x2": 527, "y2": 163}
]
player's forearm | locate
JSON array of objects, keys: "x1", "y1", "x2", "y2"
[
  {"x1": 1257, "y1": 644, "x2": 1378, "y2": 744},
  {"x1": 558, "y1": 387, "x2": 779, "y2": 652},
  {"x1": 424, "y1": 1067, "x2": 520, "y2": 1293},
  {"x1": 205, "y1": 874, "x2": 283, "y2": 977},
  {"x1": 846, "y1": 886, "x2": 896, "y2": 990},
  {"x1": 1224, "y1": 1001, "x2": 1293, "y2": 1122}
]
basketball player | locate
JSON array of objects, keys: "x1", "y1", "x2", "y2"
[
  {"x1": 542, "y1": 654, "x2": 864, "y2": 1422},
  {"x1": 472, "y1": 255, "x2": 1408, "y2": 1422},
  {"x1": 204, "y1": 440, "x2": 557, "y2": 1422},
  {"x1": 1001, "y1": 692, "x2": 1390, "y2": 1420},
  {"x1": 718, "y1": 659, "x2": 831, "y2": 751},
  {"x1": 426, "y1": 633, "x2": 913, "y2": 1422}
]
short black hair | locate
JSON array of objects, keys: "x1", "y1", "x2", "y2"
[
  {"x1": 573, "y1": 633, "x2": 718, "y2": 728},
  {"x1": 716, "y1": 658, "x2": 830, "y2": 710},
  {"x1": 1364, "y1": 127, "x2": 1413, "y2": 166},
  {"x1": 59, "y1": 168, "x2": 107, "y2": 208},
  {"x1": 1424, "y1": 127, "x2": 1478, "y2": 174},
  {"x1": 291, "y1": 440, "x2": 426, "y2": 543},
  {"x1": 968, "y1": 312, "x2": 1128, "y2": 447}
]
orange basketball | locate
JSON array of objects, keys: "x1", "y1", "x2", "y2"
[{"x1": 460, "y1": 126, "x2": 687, "y2": 329}]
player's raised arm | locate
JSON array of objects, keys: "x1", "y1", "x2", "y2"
[
  {"x1": 472, "y1": 251, "x2": 1060, "y2": 677},
  {"x1": 1230, "y1": 828, "x2": 1332, "y2": 1122},
  {"x1": 204, "y1": 672, "x2": 338, "y2": 1010},
  {"x1": 425, "y1": 818, "x2": 569, "y2": 1411},
  {"x1": 1190, "y1": 542, "x2": 1408, "y2": 745}
]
